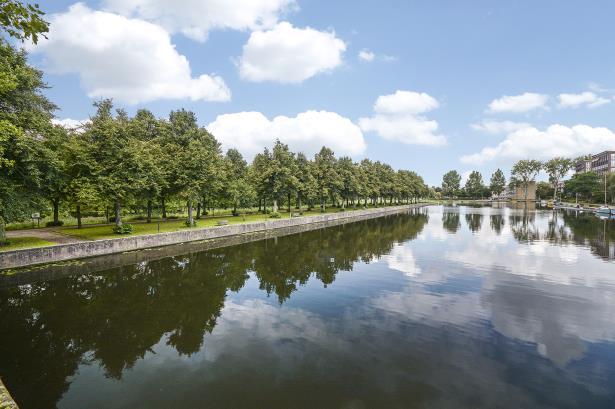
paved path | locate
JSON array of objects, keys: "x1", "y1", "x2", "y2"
[{"x1": 6, "y1": 228, "x2": 85, "y2": 244}]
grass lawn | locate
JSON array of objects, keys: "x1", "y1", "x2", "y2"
[
  {"x1": 58, "y1": 207, "x2": 358, "y2": 241},
  {"x1": 0, "y1": 237, "x2": 56, "y2": 252}
]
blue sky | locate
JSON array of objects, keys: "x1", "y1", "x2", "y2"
[{"x1": 26, "y1": 0, "x2": 615, "y2": 185}]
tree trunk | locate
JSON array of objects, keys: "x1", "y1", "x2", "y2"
[
  {"x1": 52, "y1": 198, "x2": 60, "y2": 224},
  {"x1": 553, "y1": 180, "x2": 558, "y2": 202},
  {"x1": 161, "y1": 197, "x2": 167, "y2": 219},
  {"x1": 197, "y1": 202, "x2": 201, "y2": 219},
  {"x1": 233, "y1": 201, "x2": 237, "y2": 214},
  {"x1": 258, "y1": 198, "x2": 262, "y2": 212},
  {"x1": 0, "y1": 218, "x2": 6, "y2": 243},
  {"x1": 288, "y1": 192, "x2": 291, "y2": 214},
  {"x1": 105, "y1": 206, "x2": 109, "y2": 224},
  {"x1": 273, "y1": 198, "x2": 278, "y2": 213},
  {"x1": 76, "y1": 204, "x2": 82, "y2": 229},
  {"x1": 115, "y1": 198, "x2": 122, "y2": 227},
  {"x1": 297, "y1": 193, "x2": 302, "y2": 210},
  {"x1": 147, "y1": 199, "x2": 152, "y2": 223},
  {"x1": 187, "y1": 200, "x2": 194, "y2": 226}
]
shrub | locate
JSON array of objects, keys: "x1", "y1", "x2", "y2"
[
  {"x1": 231, "y1": 210, "x2": 240, "y2": 217},
  {"x1": 112, "y1": 224, "x2": 133, "y2": 234},
  {"x1": 45, "y1": 220, "x2": 64, "y2": 227},
  {"x1": 269, "y1": 212, "x2": 281, "y2": 219},
  {"x1": 184, "y1": 220, "x2": 197, "y2": 227},
  {"x1": 108, "y1": 216, "x2": 116, "y2": 223}
]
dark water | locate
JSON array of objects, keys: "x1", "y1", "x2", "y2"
[{"x1": 1, "y1": 205, "x2": 615, "y2": 409}]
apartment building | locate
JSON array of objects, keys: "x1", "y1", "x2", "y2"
[{"x1": 576, "y1": 151, "x2": 615, "y2": 175}]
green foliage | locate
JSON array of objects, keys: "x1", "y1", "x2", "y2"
[
  {"x1": 0, "y1": 0, "x2": 49, "y2": 44},
  {"x1": 112, "y1": 224, "x2": 133, "y2": 235},
  {"x1": 442, "y1": 170, "x2": 461, "y2": 197},
  {"x1": 269, "y1": 211, "x2": 281, "y2": 219},
  {"x1": 544, "y1": 157, "x2": 573, "y2": 200},
  {"x1": 464, "y1": 171, "x2": 485, "y2": 198},
  {"x1": 536, "y1": 181, "x2": 554, "y2": 200},
  {"x1": 45, "y1": 220, "x2": 63, "y2": 227},
  {"x1": 511, "y1": 159, "x2": 542, "y2": 200},
  {"x1": 564, "y1": 172, "x2": 600, "y2": 201},
  {"x1": 489, "y1": 169, "x2": 506, "y2": 196}
]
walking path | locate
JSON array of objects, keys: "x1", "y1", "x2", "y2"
[{"x1": 6, "y1": 228, "x2": 85, "y2": 244}]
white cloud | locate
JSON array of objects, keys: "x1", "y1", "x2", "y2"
[
  {"x1": 487, "y1": 92, "x2": 549, "y2": 113},
  {"x1": 557, "y1": 91, "x2": 610, "y2": 108},
  {"x1": 29, "y1": 3, "x2": 230, "y2": 104},
  {"x1": 358, "y1": 49, "x2": 375, "y2": 62},
  {"x1": 359, "y1": 90, "x2": 446, "y2": 146},
  {"x1": 461, "y1": 124, "x2": 615, "y2": 164},
  {"x1": 52, "y1": 118, "x2": 89, "y2": 130},
  {"x1": 207, "y1": 110, "x2": 366, "y2": 159},
  {"x1": 103, "y1": 0, "x2": 295, "y2": 42},
  {"x1": 239, "y1": 22, "x2": 346, "y2": 83},
  {"x1": 470, "y1": 120, "x2": 531, "y2": 134}
]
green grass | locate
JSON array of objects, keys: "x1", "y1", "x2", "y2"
[
  {"x1": 57, "y1": 206, "x2": 378, "y2": 241},
  {"x1": 0, "y1": 237, "x2": 56, "y2": 252}
]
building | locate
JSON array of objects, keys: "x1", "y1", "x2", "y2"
[
  {"x1": 492, "y1": 181, "x2": 536, "y2": 201},
  {"x1": 576, "y1": 151, "x2": 615, "y2": 175}
]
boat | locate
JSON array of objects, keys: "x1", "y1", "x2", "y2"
[{"x1": 596, "y1": 206, "x2": 613, "y2": 215}]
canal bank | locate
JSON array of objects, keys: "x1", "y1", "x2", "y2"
[{"x1": 0, "y1": 204, "x2": 427, "y2": 271}]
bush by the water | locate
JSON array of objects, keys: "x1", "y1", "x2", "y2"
[
  {"x1": 269, "y1": 212, "x2": 281, "y2": 219},
  {"x1": 112, "y1": 224, "x2": 133, "y2": 234},
  {"x1": 45, "y1": 220, "x2": 64, "y2": 227}
]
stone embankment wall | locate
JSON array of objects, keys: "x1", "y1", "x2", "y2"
[{"x1": 0, "y1": 205, "x2": 426, "y2": 270}]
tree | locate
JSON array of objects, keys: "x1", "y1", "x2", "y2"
[
  {"x1": 511, "y1": 160, "x2": 542, "y2": 201},
  {"x1": 84, "y1": 101, "x2": 145, "y2": 228},
  {"x1": 536, "y1": 181, "x2": 554, "y2": 200},
  {"x1": 270, "y1": 140, "x2": 299, "y2": 213},
  {"x1": 442, "y1": 170, "x2": 461, "y2": 198},
  {"x1": 544, "y1": 157, "x2": 573, "y2": 201},
  {"x1": 489, "y1": 169, "x2": 506, "y2": 196},
  {"x1": 0, "y1": 40, "x2": 54, "y2": 242},
  {"x1": 313, "y1": 147, "x2": 342, "y2": 211},
  {"x1": 337, "y1": 156, "x2": 359, "y2": 208},
  {"x1": 464, "y1": 171, "x2": 485, "y2": 199},
  {"x1": 564, "y1": 172, "x2": 600, "y2": 202},
  {"x1": 295, "y1": 152, "x2": 316, "y2": 210},
  {"x1": 223, "y1": 149, "x2": 253, "y2": 214},
  {"x1": 0, "y1": 0, "x2": 48, "y2": 44}
]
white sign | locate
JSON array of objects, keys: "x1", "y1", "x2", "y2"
[{"x1": 31, "y1": 213, "x2": 40, "y2": 219}]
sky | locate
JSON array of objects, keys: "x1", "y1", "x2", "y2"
[{"x1": 22, "y1": 0, "x2": 615, "y2": 185}]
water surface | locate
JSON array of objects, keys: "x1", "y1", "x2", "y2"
[{"x1": 1, "y1": 205, "x2": 615, "y2": 409}]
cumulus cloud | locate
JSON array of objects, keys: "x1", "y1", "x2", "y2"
[
  {"x1": 29, "y1": 3, "x2": 230, "y2": 104},
  {"x1": 239, "y1": 22, "x2": 346, "y2": 83},
  {"x1": 461, "y1": 124, "x2": 615, "y2": 164},
  {"x1": 487, "y1": 92, "x2": 549, "y2": 113},
  {"x1": 557, "y1": 91, "x2": 611, "y2": 109},
  {"x1": 359, "y1": 90, "x2": 446, "y2": 146},
  {"x1": 358, "y1": 49, "x2": 375, "y2": 62},
  {"x1": 103, "y1": 0, "x2": 295, "y2": 42},
  {"x1": 470, "y1": 120, "x2": 531, "y2": 134},
  {"x1": 52, "y1": 118, "x2": 89, "y2": 130},
  {"x1": 207, "y1": 110, "x2": 366, "y2": 159}
]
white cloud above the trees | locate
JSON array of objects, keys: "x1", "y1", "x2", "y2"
[
  {"x1": 461, "y1": 124, "x2": 615, "y2": 164},
  {"x1": 29, "y1": 3, "x2": 231, "y2": 104},
  {"x1": 207, "y1": 110, "x2": 366, "y2": 159},
  {"x1": 103, "y1": 0, "x2": 296, "y2": 42},
  {"x1": 239, "y1": 22, "x2": 346, "y2": 83},
  {"x1": 359, "y1": 91, "x2": 446, "y2": 146}
]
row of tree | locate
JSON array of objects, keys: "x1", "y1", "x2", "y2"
[
  {"x1": 439, "y1": 157, "x2": 615, "y2": 203},
  {"x1": 0, "y1": 38, "x2": 428, "y2": 240}
]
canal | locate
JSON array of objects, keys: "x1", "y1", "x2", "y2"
[{"x1": 1, "y1": 205, "x2": 614, "y2": 408}]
